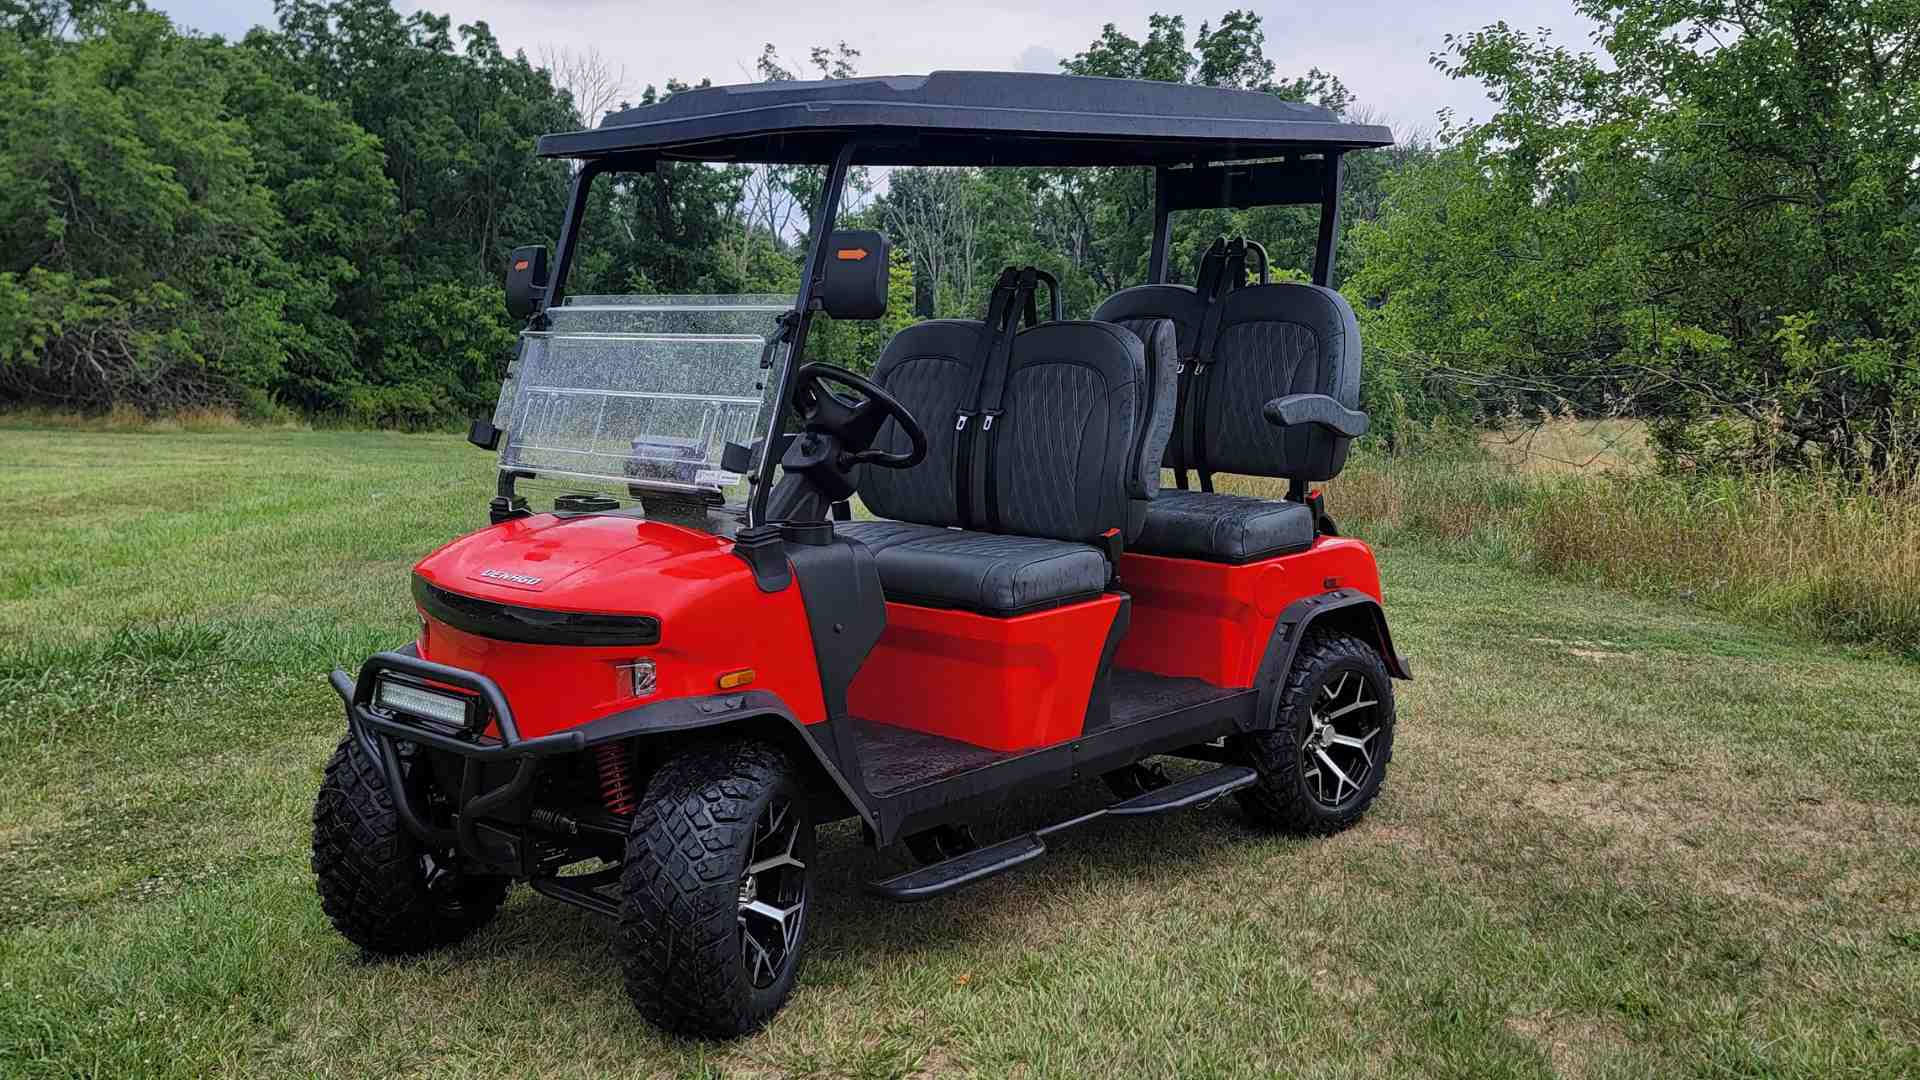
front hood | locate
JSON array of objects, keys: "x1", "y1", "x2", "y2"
[
  {"x1": 413, "y1": 513, "x2": 740, "y2": 615},
  {"x1": 405, "y1": 513, "x2": 830, "y2": 736}
]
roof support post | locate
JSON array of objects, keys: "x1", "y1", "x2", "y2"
[
  {"x1": 544, "y1": 158, "x2": 612, "y2": 313},
  {"x1": 748, "y1": 140, "x2": 860, "y2": 527},
  {"x1": 1148, "y1": 167, "x2": 1173, "y2": 284},
  {"x1": 1311, "y1": 152, "x2": 1344, "y2": 288}
]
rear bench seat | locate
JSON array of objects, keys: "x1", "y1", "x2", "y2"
[
  {"x1": 840, "y1": 275, "x2": 1177, "y2": 615},
  {"x1": 1092, "y1": 245, "x2": 1365, "y2": 563}
]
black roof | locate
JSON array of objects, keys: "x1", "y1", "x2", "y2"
[{"x1": 537, "y1": 70, "x2": 1393, "y2": 167}]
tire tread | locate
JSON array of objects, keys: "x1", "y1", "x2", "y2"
[
  {"x1": 310, "y1": 736, "x2": 507, "y2": 955},
  {"x1": 617, "y1": 739, "x2": 807, "y2": 1039},
  {"x1": 1235, "y1": 628, "x2": 1396, "y2": 835}
]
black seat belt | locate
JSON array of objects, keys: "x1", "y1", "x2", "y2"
[
  {"x1": 953, "y1": 268, "x2": 1027, "y2": 530},
  {"x1": 1195, "y1": 237, "x2": 1248, "y2": 493},
  {"x1": 1173, "y1": 238, "x2": 1229, "y2": 491},
  {"x1": 972, "y1": 267, "x2": 1041, "y2": 532}
]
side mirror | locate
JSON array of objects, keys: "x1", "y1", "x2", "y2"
[
  {"x1": 505, "y1": 245, "x2": 549, "y2": 321},
  {"x1": 818, "y1": 230, "x2": 889, "y2": 320}
]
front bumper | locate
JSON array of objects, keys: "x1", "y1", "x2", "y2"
[{"x1": 331, "y1": 650, "x2": 584, "y2": 870}]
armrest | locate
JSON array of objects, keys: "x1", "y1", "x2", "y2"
[{"x1": 1263, "y1": 394, "x2": 1370, "y2": 438}]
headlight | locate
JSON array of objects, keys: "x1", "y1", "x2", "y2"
[{"x1": 373, "y1": 677, "x2": 474, "y2": 729}]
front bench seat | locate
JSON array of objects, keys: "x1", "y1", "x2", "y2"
[
  {"x1": 840, "y1": 312, "x2": 1170, "y2": 615},
  {"x1": 837, "y1": 520, "x2": 1110, "y2": 615},
  {"x1": 1092, "y1": 278, "x2": 1364, "y2": 564}
]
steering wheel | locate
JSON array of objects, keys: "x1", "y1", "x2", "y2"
[{"x1": 789, "y1": 363, "x2": 928, "y2": 469}]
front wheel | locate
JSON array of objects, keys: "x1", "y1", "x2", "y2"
[
  {"x1": 617, "y1": 739, "x2": 817, "y2": 1038},
  {"x1": 1234, "y1": 629, "x2": 1396, "y2": 834},
  {"x1": 311, "y1": 736, "x2": 510, "y2": 955}
]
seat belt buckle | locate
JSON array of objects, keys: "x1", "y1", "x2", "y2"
[
  {"x1": 1098, "y1": 527, "x2": 1124, "y2": 585},
  {"x1": 954, "y1": 410, "x2": 973, "y2": 431},
  {"x1": 1305, "y1": 488, "x2": 1340, "y2": 538},
  {"x1": 980, "y1": 409, "x2": 1002, "y2": 432}
]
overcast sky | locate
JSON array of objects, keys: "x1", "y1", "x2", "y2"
[{"x1": 156, "y1": 0, "x2": 1597, "y2": 137}]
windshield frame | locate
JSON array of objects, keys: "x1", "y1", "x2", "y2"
[{"x1": 533, "y1": 145, "x2": 858, "y2": 528}]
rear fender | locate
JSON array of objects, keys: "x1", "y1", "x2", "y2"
[
  {"x1": 574, "y1": 690, "x2": 873, "y2": 830},
  {"x1": 1251, "y1": 591, "x2": 1411, "y2": 729}
]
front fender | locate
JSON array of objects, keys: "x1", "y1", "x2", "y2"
[{"x1": 574, "y1": 690, "x2": 875, "y2": 831}]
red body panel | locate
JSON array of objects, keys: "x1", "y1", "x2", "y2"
[
  {"x1": 846, "y1": 595, "x2": 1124, "y2": 752},
  {"x1": 1114, "y1": 537, "x2": 1382, "y2": 688},
  {"x1": 400, "y1": 515, "x2": 1381, "y2": 749},
  {"x1": 412, "y1": 515, "x2": 828, "y2": 737}
]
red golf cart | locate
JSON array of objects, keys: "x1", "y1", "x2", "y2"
[{"x1": 312, "y1": 71, "x2": 1409, "y2": 1037}]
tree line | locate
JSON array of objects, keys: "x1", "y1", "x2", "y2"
[{"x1": 3, "y1": 0, "x2": 1914, "y2": 478}]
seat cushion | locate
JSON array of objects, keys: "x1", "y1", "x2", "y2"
[
  {"x1": 1133, "y1": 491, "x2": 1314, "y2": 563},
  {"x1": 840, "y1": 520, "x2": 1109, "y2": 615}
]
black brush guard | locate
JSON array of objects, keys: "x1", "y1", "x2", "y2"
[{"x1": 330, "y1": 650, "x2": 584, "y2": 870}]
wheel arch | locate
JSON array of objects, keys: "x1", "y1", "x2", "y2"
[
  {"x1": 1251, "y1": 590, "x2": 1410, "y2": 729},
  {"x1": 572, "y1": 690, "x2": 872, "y2": 830}
]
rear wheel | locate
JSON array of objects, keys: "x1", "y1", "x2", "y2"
[
  {"x1": 617, "y1": 739, "x2": 816, "y2": 1038},
  {"x1": 1235, "y1": 630, "x2": 1395, "y2": 834},
  {"x1": 311, "y1": 736, "x2": 510, "y2": 955}
]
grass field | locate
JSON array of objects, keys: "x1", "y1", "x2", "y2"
[{"x1": 1, "y1": 427, "x2": 1917, "y2": 1079}]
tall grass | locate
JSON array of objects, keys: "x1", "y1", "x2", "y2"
[
  {"x1": 1221, "y1": 439, "x2": 1920, "y2": 659},
  {"x1": 0, "y1": 404, "x2": 300, "y2": 432},
  {"x1": 1520, "y1": 469, "x2": 1920, "y2": 655}
]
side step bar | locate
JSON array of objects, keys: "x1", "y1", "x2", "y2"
[{"x1": 867, "y1": 764, "x2": 1257, "y2": 902}]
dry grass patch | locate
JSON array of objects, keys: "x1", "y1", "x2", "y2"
[
  {"x1": 1479, "y1": 419, "x2": 1653, "y2": 476},
  {"x1": 1503, "y1": 1009, "x2": 1632, "y2": 1080},
  {"x1": 1522, "y1": 771, "x2": 1920, "y2": 916},
  {"x1": 1283, "y1": 434, "x2": 1920, "y2": 657}
]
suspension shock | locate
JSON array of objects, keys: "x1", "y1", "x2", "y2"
[{"x1": 594, "y1": 742, "x2": 637, "y2": 816}]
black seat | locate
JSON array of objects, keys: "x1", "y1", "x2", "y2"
[
  {"x1": 1132, "y1": 490, "x2": 1314, "y2": 562},
  {"x1": 840, "y1": 278, "x2": 1174, "y2": 615},
  {"x1": 1093, "y1": 250, "x2": 1365, "y2": 564},
  {"x1": 836, "y1": 520, "x2": 1110, "y2": 615}
]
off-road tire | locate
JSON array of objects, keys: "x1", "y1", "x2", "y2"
[
  {"x1": 618, "y1": 739, "x2": 817, "y2": 1038},
  {"x1": 1235, "y1": 630, "x2": 1395, "y2": 835},
  {"x1": 311, "y1": 735, "x2": 510, "y2": 955}
]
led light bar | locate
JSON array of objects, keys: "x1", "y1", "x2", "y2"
[{"x1": 373, "y1": 677, "x2": 473, "y2": 728}]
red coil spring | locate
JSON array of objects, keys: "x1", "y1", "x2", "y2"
[{"x1": 594, "y1": 743, "x2": 636, "y2": 815}]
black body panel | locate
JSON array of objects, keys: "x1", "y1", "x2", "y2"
[
  {"x1": 786, "y1": 534, "x2": 887, "y2": 718},
  {"x1": 849, "y1": 667, "x2": 1258, "y2": 844},
  {"x1": 413, "y1": 576, "x2": 660, "y2": 646}
]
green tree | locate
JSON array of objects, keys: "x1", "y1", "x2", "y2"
[
  {"x1": 0, "y1": 4, "x2": 303, "y2": 410},
  {"x1": 1353, "y1": 1, "x2": 1920, "y2": 478}
]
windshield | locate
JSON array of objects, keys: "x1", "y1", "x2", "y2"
[{"x1": 492, "y1": 295, "x2": 791, "y2": 517}]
